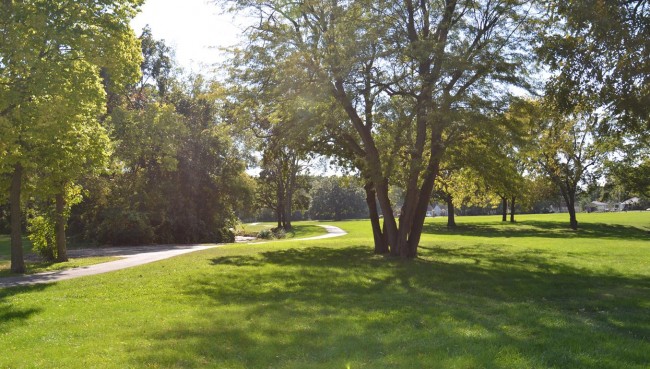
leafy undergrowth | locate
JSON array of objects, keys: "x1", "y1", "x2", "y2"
[
  {"x1": 0, "y1": 256, "x2": 121, "y2": 278},
  {"x1": 0, "y1": 212, "x2": 649, "y2": 368}
]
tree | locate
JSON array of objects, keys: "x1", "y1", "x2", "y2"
[
  {"x1": 309, "y1": 177, "x2": 367, "y2": 221},
  {"x1": 223, "y1": 0, "x2": 539, "y2": 257},
  {"x1": 257, "y1": 146, "x2": 311, "y2": 230},
  {"x1": 540, "y1": 0, "x2": 650, "y2": 133},
  {"x1": 66, "y1": 28, "x2": 253, "y2": 246},
  {"x1": 0, "y1": 0, "x2": 142, "y2": 272},
  {"x1": 515, "y1": 100, "x2": 618, "y2": 229},
  {"x1": 608, "y1": 158, "x2": 650, "y2": 198},
  {"x1": 26, "y1": 70, "x2": 111, "y2": 261}
]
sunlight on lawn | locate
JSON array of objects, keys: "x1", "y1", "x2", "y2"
[{"x1": 0, "y1": 212, "x2": 648, "y2": 368}]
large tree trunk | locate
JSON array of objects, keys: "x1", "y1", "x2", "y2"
[
  {"x1": 558, "y1": 185, "x2": 579, "y2": 230},
  {"x1": 404, "y1": 149, "x2": 442, "y2": 258},
  {"x1": 275, "y1": 206, "x2": 282, "y2": 229},
  {"x1": 364, "y1": 182, "x2": 388, "y2": 254},
  {"x1": 447, "y1": 194, "x2": 456, "y2": 228},
  {"x1": 10, "y1": 163, "x2": 25, "y2": 273},
  {"x1": 55, "y1": 192, "x2": 68, "y2": 262},
  {"x1": 501, "y1": 196, "x2": 507, "y2": 221},
  {"x1": 509, "y1": 196, "x2": 516, "y2": 223},
  {"x1": 283, "y1": 190, "x2": 293, "y2": 230},
  {"x1": 372, "y1": 177, "x2": 398, "y2": 255},
  {"x1": 567, "y1": 194, "x2": 578, "y2": 230}
]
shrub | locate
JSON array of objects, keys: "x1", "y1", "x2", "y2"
[
  {"x1": 214, "y1": 227, "x2": 235, "y2": 243},
  {"x1": 257, "y1": 229, "x2": 274, "y2": 239},
  {"x1": 273, "y1": 227, "x2": 287, "y2": 239},
  {"x1": 97, "y1": 209, "x2": 155, "y2": 245},
  {"x1": 27, "y1": 213, "x2": 56, "y2": 261}
]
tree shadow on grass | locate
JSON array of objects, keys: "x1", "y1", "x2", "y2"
[
  {"x1": 423, "y1": 220, "x2": 650, "y2": 241},
  {"x1": 0, "y1": 284, "x2": 48, "y2": 331},
  {"x1": 132, "y1": 244, "x2": 650, "y2": 368}
]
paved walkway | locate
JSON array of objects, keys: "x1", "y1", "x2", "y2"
[{"x1": 0, "y1": 225, "x2": 346, "y2": 288}]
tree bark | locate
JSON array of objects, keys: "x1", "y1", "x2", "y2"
[
  {"x1": 372, "y1": 177, "x2": 398, "y2": 255},
  {"x1": 501, "y1": 196, "x2": 507, "y2": 222},
  {"x1": 405, "y1": 150, "x2": 442, "y2": 258},
  {"x1": 364, "y1": 182, "x2": 388, "y2": 254},
  {"x1": 283, "y1": 158, "x2": 298, "y2": 230},
  {"x1": 558, "y1": 183, "x2": 579, "y2": 230},
  {"x1": 55, "y1": 192, "x2": 68, "y2": 262},
  {"x1": 275, "y1": 206, "x2": 282, "y2": 229},
  {"x1": 10, "y1": 163, "x2": 25, "y2": 273},
  {"x1": 509, "y1": 196, "x2": 516, "y2": 223},
  {"x1": 567, "y1": 194, "x2": 578, "y2": 230},
  {"x1": 447, "y1": 193, "x2": 456, "y2": 228}
]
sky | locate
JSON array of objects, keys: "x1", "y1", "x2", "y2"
[{"x1": 130, "y1": 0, "x2": 246, "y2": 75}]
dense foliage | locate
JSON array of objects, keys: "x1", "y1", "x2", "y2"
[
  {"x1": 67, "y1": 32, "x2": 252, "y2": 246},
  {"x1": 0, "y1": 0, "x2": 142, "y2": 270},
  {"x1": 309, "y1": 177, "x2": 367, "y2": 221}
]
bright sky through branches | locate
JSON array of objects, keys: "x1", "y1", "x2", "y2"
[{"x1": 131, "y1": 0, "x2": 243, "y2": 75}]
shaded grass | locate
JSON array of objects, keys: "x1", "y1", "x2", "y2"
[
  {"x1": 0, "y1": 213, "x2": 648, "y2": 368},
  {"x1": 423, "y1": 215, "x2": 650, "y2": 241},
  {"x1": 0, "y1": 235, "x2": 31, "y2": 260}
]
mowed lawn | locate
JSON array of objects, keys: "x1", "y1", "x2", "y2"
[{"x1": 1, "y1": 212, "x2": 649, "y2": 368}]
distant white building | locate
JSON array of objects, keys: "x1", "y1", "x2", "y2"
[
  {"x1": 426, "y1": 203, "x2": 446, "y2": 217},
  {"x1": 620, "y1": 197, "x2": 640, "y2": 210},
  {"x1": 588, "y1": 201, "x2": 610, "y2": 212}
]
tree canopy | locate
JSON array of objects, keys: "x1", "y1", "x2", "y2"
[
  {"x1": 0, "y1": 0, "x2": 142, "y2": 272},
  {"x1": 223, "y1": 0, "x2": 541, "y2": 257}
]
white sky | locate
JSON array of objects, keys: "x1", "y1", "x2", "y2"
[{"x1": 130, "y1": 0, "x2": 246, "y2": 76}]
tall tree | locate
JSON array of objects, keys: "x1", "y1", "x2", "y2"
[
  {"x1": 0, "y1": 0, "x2": 142, "y2": 272},
  {"x1": 257, "y1": 144, "x2": 310, "y2": 230},
  {"x1": 224, "y1": 0, "x2": 538, "y2": 257},
  {"x1": 515, "y1": 100, "x2": 618, "y2": 230}
]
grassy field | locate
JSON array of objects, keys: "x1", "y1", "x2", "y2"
[{"x1": 1, "y1": 212, "x2": 649, "y2": 368}]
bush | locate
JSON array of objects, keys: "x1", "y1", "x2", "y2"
[
  {"x1": 273, "y1": 227, "x2": 287, "y2": 239},
  {"x1": 27, "y1": 214, "x2": 56, "y2": 261},
  {"x1": 214, "y1": 227, "x2": 235, "y2": 243},
  {"x1": 257, "y1": 229, "x2": 274, "y2": 239},
  {"x1": 97, "y1": 209, "x2": 155, "y2": 246}
]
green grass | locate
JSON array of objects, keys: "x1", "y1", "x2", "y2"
[
  {"x1": 1, "y1": 212, "x2": 649, "y2": 368},
  {"x1": 0, "y1": 234, "x2": 32, "y2": 261},
  {"x1": 1, "y1": 234, "x2": 120, "y2": 277},
  {"x1": 0, "y1": 256, "x2": 121, "y2": 278}
]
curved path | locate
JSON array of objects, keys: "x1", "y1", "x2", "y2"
[{"x1": 0, "y1": 224, "x2": 346, "y2": 288}]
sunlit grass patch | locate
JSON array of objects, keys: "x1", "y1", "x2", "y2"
[{"x1": 0, "y1": 212, "x2": 648, "y2": 368}]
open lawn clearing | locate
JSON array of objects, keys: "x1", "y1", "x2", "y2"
[{"x1": 0, "y1": 212, "x2": 649, "y2": 368}]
